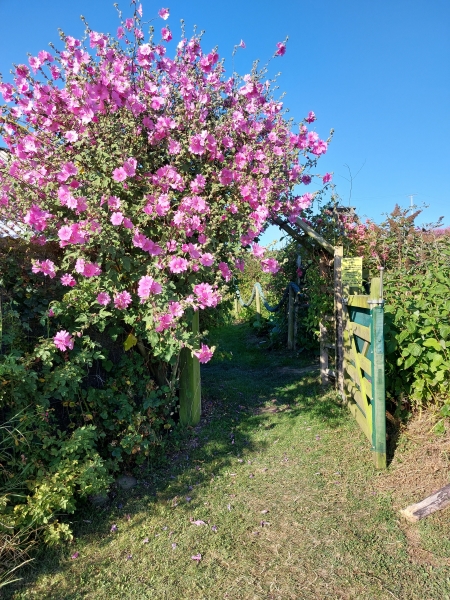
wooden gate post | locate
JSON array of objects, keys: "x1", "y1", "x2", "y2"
[
  {"x1": 369, "y1": 277, "x2": 386, "y2": 469},
  {"x1": 334, "y1": 246, "x2": 344, "y2": 398},
  {"x1": 179, "y1": 311, "x2": 201, "y2": 427},
  {"x1": 287, "y1": 285, "x2": 295, "y2": 350}
]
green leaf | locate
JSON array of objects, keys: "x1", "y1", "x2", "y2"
[
  {"x1": 404, "y1": 355, "x2": 416, "y2": 369},
  {"x1": 422, "y1": 338, "x2": 442, "y2": 351},
  {"x1": 124, "y1": 333, "x2": 138, "y2": 351}
]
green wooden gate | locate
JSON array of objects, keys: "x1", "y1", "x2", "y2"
[{"x1": 342, "y1": 278, "x2": 386, "y2": 469}]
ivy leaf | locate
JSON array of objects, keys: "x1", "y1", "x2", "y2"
[{"x1": 124, "y1": 333, "x2": 138, "y2": 351}]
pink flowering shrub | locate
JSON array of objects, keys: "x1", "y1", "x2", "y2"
[{"x1": 0, "y1": 3, "x2": 329, "y2": 383}]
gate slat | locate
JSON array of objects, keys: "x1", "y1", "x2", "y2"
[
  {"x1": 344, "y1": 362, "x2": 373, "y2": 399},
  {"x1": 351, "y1": 322, "x2": 371, "y2": 343},
  {"x1": 343, "y1": 348, "x2": 372, "y2": 376}
]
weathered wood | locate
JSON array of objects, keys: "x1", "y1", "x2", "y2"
[
  {"x1": 346, "y1": 295, "x2": 370, "y2": 309},
  {"x1": 271, "y1": 216, "x2": 334, "y2": 255},
  {"x1": 348, "y1": 402, "x2": 371, "y2": 442},
  {"x1": 345, "y1": 362, "x2": 373, "y2": 399},
  {"x1": 179, "y1": 311, "x2": 201, "y2": 427},
  {"x1": 334, "y1": 246, "x2": 344, "y2": 398},
  {"x1": 343, "y1": 347, "x2": 372, "y2": 376},
  {"x1": 255, "y1": 284, "x2": 261, "y2": 315},
  {"x1": 350, "y1": 322, "x2": 371, "y2": 343},
  {"x1": 294, "y1": 217, "x2": 335, "y2": 254},
  {"x1": 233, "y1": 298, "x2": 239, "y2": 318},
  {"x1": 320, "y1": 321, "x2": 329, "y2": 385},
  {"x1": 287, "y1": 286, "x2": 295, "y2": 350},
  {"x1": 400, "y1": 484, "x2": 450, "y2": 522}
]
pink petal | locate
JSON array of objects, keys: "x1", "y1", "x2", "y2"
[{"x1": 191, "y1": 553, "x2": 202, "y2": 561}]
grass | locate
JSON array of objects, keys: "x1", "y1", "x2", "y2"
[{"x1": 4, "y1": 322, "x2": 450, "y2": 600}]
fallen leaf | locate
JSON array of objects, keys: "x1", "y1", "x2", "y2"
[
  {"x1": 71, "y1": 552, "x2": 79, "y2": 560},
  {"x1": 260, "y1": 509, "x2": 269, "y2": 514},
  {"x1": 142, "y1": 537, "x2": 149, "y2": 544},
  {"x1": 260, "y1": 520, "x2": 271, "y2": 527}
]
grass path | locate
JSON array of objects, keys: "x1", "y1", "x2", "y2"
[{"x1": 6, "y1": 323, "x2": 450, "y2": 600}]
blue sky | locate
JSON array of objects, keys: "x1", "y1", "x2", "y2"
[{"x1": 1, "y1": 0, "x2": 449, "y2": 244}]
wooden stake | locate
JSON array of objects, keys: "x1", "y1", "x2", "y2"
[
  {"x1": 287, "y1": 286, "x2": 295, "y2": 350},
  {"x1": 179, "y1": 311, "x2": 201, "y2": 427},
  {"x1": 320, "y1": 321, "x2": 328, "y2": 385},
  {"x1": 334, "y1": 246, "x2": 344, "y2": 398},
  {"x1": 401, "y1": 484, "x2": 450, "y2": 522},
  {"x1": 255, "y1": 284, "x2": 261, "y2": 315}
]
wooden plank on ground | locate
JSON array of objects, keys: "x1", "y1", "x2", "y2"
[{"x1": 400, "y1": 484, "x2": 450, "y2": 522}]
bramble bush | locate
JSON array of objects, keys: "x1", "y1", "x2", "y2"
[
  {"x1": 0, "y1": 2, "x2": 331, "y2": 543},
  {"x1": 275, "y1": 201, "x2": 450, "y2": 412}
]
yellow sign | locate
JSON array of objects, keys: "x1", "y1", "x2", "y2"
[{"x1": 342, "y1": 257, "x2": 363, "y2": 287}]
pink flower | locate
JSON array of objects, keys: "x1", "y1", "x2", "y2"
[
  {"x1": 168, "y1": 139, "x2": 181, "y2": 154},
  {"x1": 305, "y1": 111, "x2": 316, "y2": 123},
  {"x1": 194, "y1": 282, "x2": 220, "y2": 308},
  {"x1": 108, "y1": 196, "x2": 121, "y2": 210},
  {"x1": 96, "y1": 292, "x2": 111, "y2": 305},
  {"x1": 155, "y1": 313, "x2": 173, "y2": 332},
  {"x1": 169, "y1": 256, "x2": 189, "y2": 273},
  {"x1": 61, "y1": 273, "x2": 76, "y2": 287},
  {"x1": 301, "y1": 175, "x2": 312, "y2": 185},
  {"x1": 123, "y1": 218, "x2": 133, "y2": 229},
  {"x1": 24, "y1": 205, "x2": 52, "y2": 232},
  {"x1": 64, "y1": 131, "x2": 78, "y2": 142},
  {"x1": 84, "y1": 263, "x2": 102, "y2": 277},
  {"x1": 190, "y1": 174, "x2": 206, "y2": 193},
  {"x1": 158, "y1": 7, "x2": 170, "y2": 20},
  {"x1": 111, "y1": 212, "x2": 124, "y2": 225},
  {"x1": 117, "y1": 26, "x2": 125, "y2": 39},
  {"x1": 53, "y1": 330, "x2": 74, "y2": 352},
  {"x1": 137, "y1": 276, "x2": 162, "y2": 300},
  {"x1": 218, "y1": 262, "x2": 232, "y2": 282},
  {"x1": 32, "y1": 259, "x2": 56, "y2": 278},
  {"x1": 193, "y1": 344, "x2": 214, "y2": 364},
  {"x1": 57, "y1": 162, "x2": 78, "y2": 183},
  {"x1": 322, "y1": 172, "x2": 332, "y2": 184},
  {"x1": 168, "y1": 301, "x2": 183, "y2": 317},
  {"x1": 161, "y1": 27, "x2": 172, "y2": 42},
  {"x1": 114, "y1": 291, "x2": 132, "y2": 310},
  {"x1": 75, "y1": 258, "x2": 85, "y2": 274},
  {"x1": 199, "y1": 253, "x2": 214, "y2": 267},
  {"x1": 239, "y1": 40, "x2": 246, "y2": 48},
  {"x1": 275, "y1": 42, "x2": 286, "y2": 56},
  {"x1": 123, "y1": 157, "x2": 137, "y2": 177},
  {"x1": 261, "y1": 258, "x2": 280, "y2": 274},
  {"x1": 112, "y1": 167, "x2": 127, "y2": 182},
  {"x1": 251, "y1": 243, "x2": 265, "y2": 258},
  {"x1": 219, "y1": 168, "x2": 234, "y2": 186}
]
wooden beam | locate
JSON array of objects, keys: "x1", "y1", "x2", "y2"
[
  {"x1": 272, "y1": 217, "x2": 334, "y2": 255},
  {"x1": 400, "y1": 484, "x2": 450, "y2": 522},
  {"x1": 334, "y1": 246, "x2": 344, "y2": 398}
]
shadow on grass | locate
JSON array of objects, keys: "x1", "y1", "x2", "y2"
[{"x1": 5, "y1": 322, "x2": 348, "y2": 599}]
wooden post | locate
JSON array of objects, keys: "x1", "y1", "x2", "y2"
[
  {"x1": 255, "y1": 284, "x2": 261, "y2": 316},
  {"x1": 287, "y1": 286, "x2": 295, "y2": 350},
  {"x1": 320, "y1": 321, "x2": 328, "y2": 385},
  {"x1": 234, "y1": 298, "x2": 239, "y2": 319},
  {"x1": 369, "y1": 277, "x2": 386, "y2": 469},
  {"x1": 334, "y1": 246, "x2": 344, "y2": 398},
  {"x1": 179, "y1": 311, "x2": 201, "y2": 427}
]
